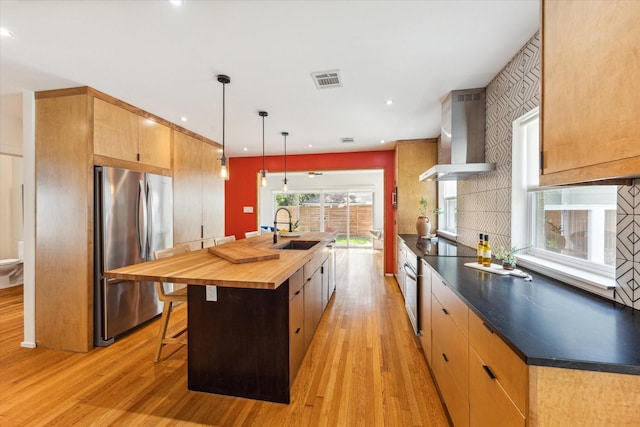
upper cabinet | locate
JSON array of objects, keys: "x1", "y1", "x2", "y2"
[
  {"x1": 173, "y1": 130, "x2": 224, "y2": 249},
  {"x1": 94, "y1": 98, "x2": 171, "y2": 170},
  {"x1": 540, "y1": 0, "x2": 640, "y2": 185}
]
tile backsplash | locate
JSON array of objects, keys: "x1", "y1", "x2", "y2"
[
  {"x1": 457, "y1": 31, "x2": 639, "y2": 310},
  {"x1": 616, "y1": 183, "x2": 640, "y2": 309},
  {"x1": 457, "y1": 32, "x2": 540, "y2": 252}
]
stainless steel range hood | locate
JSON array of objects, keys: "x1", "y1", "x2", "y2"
[{"x1": 420, "y1": 88, "x2": 495, "y2": 181}]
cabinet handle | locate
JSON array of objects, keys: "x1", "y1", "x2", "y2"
[
  {"x1": 442, "y1": 308, "x2": 449, "y2": 315},
  {"x1": 295, "y1": 290, "x2": 301, "y2": 296},
  {"x1": 442, "y1": 353, "x2": 449, "y2": 362},
  {"x1": 482, "y1": 322, "x2": 495, "y2": 334},
  {"x1": 295, "y1": 327, "x2": 301, "y2": 334},
  {"x1": 483, "y1": 365, "x2": 497, "y2": 380}
]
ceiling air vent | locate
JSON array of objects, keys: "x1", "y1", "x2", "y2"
[
  {"x1": 311, "y1": 70, "x2": 342, "y2": 89},
  {"x1": 340, "y1": 137, "x2": 355, "y2": 143}
]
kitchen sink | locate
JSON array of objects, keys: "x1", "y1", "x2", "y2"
[{"x1": 275, "y1": 240, "x2": 320, "y2": 250}]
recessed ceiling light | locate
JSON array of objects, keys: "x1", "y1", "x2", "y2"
[
  {"x1": 385, "y1": 99, "x2": 393, "y2": 105},
  {"x1": 308, "y1": 144, "x2": 313, "y2": 148},
  {"x1": 169, "y1": 0, "x2": 183, "y2": 6},
  {"x1": 243, "y1": 147, "x2": 248, "y2": 152},
  {"x1": 380, "y1": 140, "x2": 385, "y2": 144},
  {"x1": 0, "y1": 27, "x2": 15, "y2": 38},
  {"x1": 180, "y1": 116, "x2": 188, "y2": 122}
]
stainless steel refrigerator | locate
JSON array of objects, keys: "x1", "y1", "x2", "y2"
[{"x1": 94, "y1": 166, "x2": 173, "y2": 346}]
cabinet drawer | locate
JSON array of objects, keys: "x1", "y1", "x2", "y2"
[
  {"x1": 470, "y1": 348, "x2": 525, "y2": 427},
  {"x1": 304, "y1": 250, "x2": 327, "y2": 283},
  {"x1": 289, "y1": 290, "x2": 304, "y2": 384},
  {"x1": 289, "y1": 268, "x2": 304, "y2": 300},
  {"x1": 432, "y1": 320, "x2": 469, "y2": 427},
  {"x1": 468, "y1": 310, "x2": 528, "y2": 414},
  {"x1": 432, "y1": 297, "x2": 469, "y2": 397},
  {"x1": 432, "y1": 273, "x2": 468, "y2": 337}
]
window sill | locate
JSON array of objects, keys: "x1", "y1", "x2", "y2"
[
  {"x1": 436, "y1": 229, "x2": 457, "y2": 241},
  {"x1": 516, "y1": 254, "x2": 616, "y2": 299}
]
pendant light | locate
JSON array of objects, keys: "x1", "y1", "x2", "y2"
[
  {"x1": 217, "y1": 74, "x2": 230, "y2": 180},
  {"x1": 259, "y1": 111, "x2": 268, "y2": 187},
  {"x1": 281, "y1": 131, "x2": 289, "y2": 192}
]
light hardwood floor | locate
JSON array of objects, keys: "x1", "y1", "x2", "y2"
[{"x1": 0, "y1": 249, "x2": 448, "y2": 426}]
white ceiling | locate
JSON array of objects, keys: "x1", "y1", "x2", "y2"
[{"x1": 0, "y1": 0, "x2": 539, "y2": 157}]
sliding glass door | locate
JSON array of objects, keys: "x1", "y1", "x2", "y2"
[{"x1": 275, "y1": 191, "x2": 373, "y2": 248}]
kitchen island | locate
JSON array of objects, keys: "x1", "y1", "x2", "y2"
[{"x1": 106, "y1": 232, "x2": 337, "y2": 403}]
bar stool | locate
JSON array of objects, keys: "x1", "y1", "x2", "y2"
[{"x1": 153, "y1": 244, "x2": 190, "y2": 362}]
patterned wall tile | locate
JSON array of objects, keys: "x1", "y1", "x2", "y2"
[
  {"x1": 457, "y1": 31, "x2": 540, "y2": 250},
  {"x1": 617, "y1": 185, "x2": 635, "y2": 215},
  {"x1": 615, "y1": 259, "x2": 636, "y2": 306},
  {"x1": 616, "y1": 214, "x2": 636, "y2": 261}
]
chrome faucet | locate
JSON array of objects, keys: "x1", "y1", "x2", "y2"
[{"x1": 273, "y1": 207, "x2": 293, "y2": 244}]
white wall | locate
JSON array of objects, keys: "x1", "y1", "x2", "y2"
[
  {"x1": 258, "y1": 169, "x2": 385, "y2": 230},
  {"x1": 0, "y1": 93, "x2": 24, "y2": 259}
]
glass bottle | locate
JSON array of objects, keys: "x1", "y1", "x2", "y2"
[
  {"x1": 477, "y1": 233, "x2": 484, "y2": 264},
  {"x1": 482, "y1": 234, "x2": 492, "y2": 267}
]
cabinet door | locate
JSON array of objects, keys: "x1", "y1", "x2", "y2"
[
  {"x1": 470, "y1": 348, "x2": 525, "y2": 427},
  {"x1": 469, "y1": 310, "x2": 528, "y2": 414},
  {"x1": 173, "y1": 131, "x2": 203, "y2": 248},
  {"x1": 432, "y1": 296, "x2": 469, "y2": 427},
  {"x1": 202, "y1": 142, "x2": 224, "y2": 241},
  {"x1": 289, "y1": 287, "x2": 305, "y2": 385},
  {"x1": 93, "y1": 98, "x2": 138, "y2": 162},
  {"x1": 321, "y1": 260, "x2": 329, "y2": 311},
  {"x1": 138, "y1": 117, "x2": 171, "y2": 169},
  {"x1": 419, "y1": 261, "x2": 432, "y2": 365},
  {"x1": 304, "y1": 271, "x2": 323, "y2": 350},
  {"x1": 541, "y1": 0, "x2": 640, "y2": 185}
]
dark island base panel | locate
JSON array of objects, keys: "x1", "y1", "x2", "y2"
[{"x1": 188, "y1": 283, "x2": 291, "y2": 404}]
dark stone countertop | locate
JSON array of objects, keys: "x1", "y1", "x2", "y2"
[{"x1": 398, "y1": 234, "x2": 640, "y2": 376}]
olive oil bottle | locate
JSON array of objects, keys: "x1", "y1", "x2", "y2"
[
  {"x1": 477, "y1": 233, "x2": 484, "y2": 264},
  {"x1": 482, "y1": 234, "x2": 492, "y2": 267}
]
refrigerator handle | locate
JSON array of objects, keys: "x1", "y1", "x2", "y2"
[
  {"x1": 146, "y1": 180, "x2": 153, "y2": 257},
  {"x1": 137, "y1": 180, "x2": 148, "y2": 259}
]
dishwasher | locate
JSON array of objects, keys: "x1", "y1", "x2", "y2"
[{"x1": 403, "y1": 254, "x2": 419, "y2": 334}]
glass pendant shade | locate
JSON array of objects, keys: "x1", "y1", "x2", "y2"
[
  {"x1": 259, "y1": 111, "x2": 268, "y2": 187},
  {"x1": 217, "y1": 74, "x2": 230, "y2": 180}
]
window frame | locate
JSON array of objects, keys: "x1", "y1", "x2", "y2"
[{"x1": 511, "y1": 108, "x2": 616, "y2": 299}]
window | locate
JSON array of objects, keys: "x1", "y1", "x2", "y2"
[
  {"x1": 512, "y1": 108, "x2": 617, "y2": 295},
  {"x1": 438, "y1": 180, "x2": 457, "y2": 235}
]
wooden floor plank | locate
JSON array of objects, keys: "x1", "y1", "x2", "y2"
[{"x1": 0, "y1": 249, "x2": 448, "y2": 426}]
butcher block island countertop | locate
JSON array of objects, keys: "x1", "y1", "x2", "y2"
[
  {"x1": 106, "y1": 231, "x2": 337, "y2": 404},
  {"x1": 105, "y1": 231, "x2": 336, "y2": 289}
]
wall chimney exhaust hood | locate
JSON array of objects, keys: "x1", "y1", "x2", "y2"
[{"x1": 420, "y1": 88, "x2": 495, "y2": 181}]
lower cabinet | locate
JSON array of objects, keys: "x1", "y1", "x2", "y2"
[
  {"x1": 469, "y1": 348, "x2": 525, "y2": 427},
  {"x1": 304, "y1": 265, "x2": 323, "y2": 350},
  {"x1": 289, "y1": 268, "x2": 305, "y2": 384},
  {"x1": 418, "y1": 259, "x2": 432, "y2": 365},
  {"x1": 432, "y1": 290, "x2": 469, "y2": 427}
]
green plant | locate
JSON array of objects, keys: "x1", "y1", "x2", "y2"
[
  {"x1": 494, "y1": 245, "x2": 529, "y2": 265},
  {"x1": 418, "y1": 197, "x2": 443, "y2": 216}
]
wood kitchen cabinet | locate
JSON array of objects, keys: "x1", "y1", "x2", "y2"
[
  {"x1": 34, "y1": 86, "x2": 222, "y2": 352},
  {"x1": 418, "y1": 259, "x2": 432, "y2": 365},
  {"x1": 94, "y1": 98, "x2": 171, "y2": 170},
  {"x1": 540, "y1": 0, "x2": 640, "y2": 185},
  {"x1": 468, "y1": 310, "x2": 526, "y2": 427},
  {"x1": 431, "y1": 273, "x2": 469, "y2": 427},
  {"x1": 173, "y1": 130, "x2": 224, "y2": 249},
  {"x1": 289, "y1": 268, "x2": 305, "y2": 384},
  {"x1": 394, "y1": 139, "x2": 438, "y2": 234}
]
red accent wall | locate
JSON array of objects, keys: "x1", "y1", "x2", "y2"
[{"x1": 224, "y1": 150, "x2": 396, "y2": 274}]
